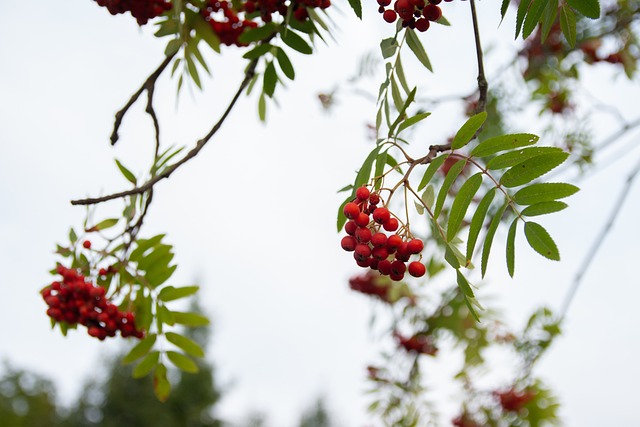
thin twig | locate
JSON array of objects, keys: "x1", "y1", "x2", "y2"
[
  {"x1": 469, "y1": 0, "x2": 488, "y2": 113},
  {"x1": 559, "y1": 156, "x2": 640, "y2": 320},
  {"x1": 111, "y1": 53, "x2": 176, "y2": 146},
  {"x1": 72, "y1": 57, "x2": 260, "y2": 206}
]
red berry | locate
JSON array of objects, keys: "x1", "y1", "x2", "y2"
[
  {"x1": 355, "y1": 212, "x2": 370, "y2": 227},
  {"x1": 408, "y1": 261, "x2": 426, "y2": 277},
  {"x1": 383, "y1": 217, "x2": 399, "y2": 231},
  {"x1": 355, "y1": 227, "x2": 373, "y2": 243},
  {"x1": 407, "y1": 239, "x2": 424, "y2": 254},
  {"x1": 345, "y1": 220, "x2": 357, "y2": 236},
  {"x1": 373, "y1": 207, "x2": 391, "y2": 224},
  {"x1": 354, "y1": 244, "x2": 372, "y2": 262},
  {"x1": 423, "y1": 4, "x2": 442, "y2": 21},
  {"x1": 371, "y1": 232, "x2": 388, "y2": 247},
  {"x1": 378, "y1": 260, "x2": 392, "y2": 275},
  {"x1": 383, "y1": 9, "x2": 397, "y2": 23},
  {"x1": 372, "y1": 246, "x2": 390, "y2": 261},
  {"x1": 83, "y1": 240, "x2": 92, "y2": 249},
  {"x1": 356, "y1": 258, "x2": 372, "y2": 268},
  {"x1": 341, "y1": 236, "x2": 358, "y2": 252},
  {"x1": 415, "y1": 17, "x2": 430, "y2": 32},
  {"x1": 387, "y1": 234, "x2": 403, "y2": 250},
  {"x1": 98, "y1": 268, "x2": 108, "y2": 276},
  {"x1": 391, "y1": 260, "x2": 407, "y2": 276},
  {"x1": 369, "y1": 193, "x2": 380, "y2": 205},
  {"x1": 343, "y1": 202, "x2": 360, "y2": 219},
  {"x1": 378, "y1": 0, "x2": 391, "y2": 5},
  {"x1": 356, "y1": 186, "x2": 371, "y2": 201},
  {"x1": 390, "y1": 272, "x2": 405, "y2": 281}
]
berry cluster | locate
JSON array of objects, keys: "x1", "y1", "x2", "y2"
[
  {"x1": 377, "y1": 0, "x2": 451, "y2": 32},
  {"x1": 41, "y1": 265, "x2": 143, "y2": 341},
  {"x1": 244, "y1": 0, "x2": 331, "y2": 23},
  {"x1": 202, "y1": 1, "x2": 258, "y2": 47},
  {"x1": 394, "y1": 331, "x2": 438, "y2": 355},
  {"x1": 94, "y1": 0, "x2": 172, "y2": 25},
  {"x1": 341, "y1": 186, "x2": 426, "y2": 281},
  {"x1": 493, "y1": 388, "x2": 535, "y2": 413}
]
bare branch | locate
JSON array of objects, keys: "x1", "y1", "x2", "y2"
[{"x1": 469, "y1": 0, "x2": 488, "y2": 113}]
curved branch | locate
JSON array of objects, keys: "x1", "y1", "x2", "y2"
[
  {"x1": 111, "y1": 52, "x2": 176, "y2": 146},
  {"x1": 72, "y1": 57, "x2": 260, "y2": 206}
]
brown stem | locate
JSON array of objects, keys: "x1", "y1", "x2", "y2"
[
  {"x1": 72, "y1": 58, "x2": 260, "y2": 206},
  {"x1": 111, "y1": 53, "x2": 176, "y2": 146},
  {"x1": 469, "y1": 0, "x2": 488, "y2": 114}
]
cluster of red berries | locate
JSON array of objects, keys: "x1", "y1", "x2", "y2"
[
  {"x1": 94, "y1": 0, "x2": 172, "y2": 25},
  {"x1": 245, "y1": 0, "x2": 330, "y2": 23},
  {"x1": 202, "y1": 1, "x2": 258, "y2": 47},
  {"x1": 493, "y1": 388, "x2": 535, "y2": 412},
  {"x1": 377, "y1": 0, "x2": 451, "y2": 32},
  {"x1": 41, "y1": 265, "x2": 144, "y2": 341},
  {"x1": 394, "y1": 331, "x2": 438, "y2": 355},
  {"x1": 341, "y1": 186, "x2": 426, "y2": 281},
  {"x1": 349, "y1": 271, "x2": 393, "y2": 302}
]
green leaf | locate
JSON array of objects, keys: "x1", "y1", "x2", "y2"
[
  {"x1": 540, "y1": 0, "x2": 559, "y2": 43},
  {"x1": 347, "y1": 0, "x2": 362, "y2": 19},
  {"x1": 417, "y1": 154, "x2": 448, "y2": 191},
  {"x1": 146, "y1": 264, "x2": 177, "y2": 288},
  {"x1": 506, "y1": 218, "x2": 518, "y2": 277},
  {"x1": 445, "y1": 244, "x2": 461, "y2": 269},
  {"x1": 158, "y1": 285, "x2": 199, "y2": 302},
  {"x1": 132, "y1": 351, "x2": 160, "y2": 379},
  {"x1": 172, "y1": 311, "x2": 210, "y2": 327},
  {"x1": 185, "y1": 54, "x2": 202, "y2": 89},
  {"x1": 166, "y1": 351, "x2": 199, "y2": 373},
  {"x1": 463, "y1": 295, "x2": 481, "y2": 322},
  {"x1": 69, "y1": 228, "x2": 78, "y2": 243},
  {"x1": 456, "y1": 269, "x2": 474, "y2": 298},
  {"x1": 470, "y1": 133, "x2": 539, "y2": 157},
  {"x1": 434, "y1": 159, "x2": 467, "y2": 218},
  {"x1": 164, "y1": 38, "x2": 182, "y2": 57},
  {"x1": 521, "y1": 201, "x2": 568, "y2": 216},
  {"x1": 447, "y1": 173, "x2": 483, "y2": 241},
  {"x1": 192, "y1": 13, "x2": 220, "y2": 53},
  {"x1": 336, "y1": 195, "x2": 352, "y2": 232},
  {"x1": 86, "y1": 218, "x2": 119, "y2": 232},
  {"x1": 354, "y1": 146, "x2": 381, "y2": 190},
  {"x1": 567, "y1": 0, "x2": 600, "y2": 19},
  {"x1": 122, "y1": 334, "x2": 157, "y2": 365},
  {"x1": 513, "y1": 182, "x2": 579, "y2": 205},
  {"x1": 258, "y1": 93, "x2": 266, "y2": 122},
  {"x1": 263, "y1": 61, "x2": 277, "y2": 98},
  {"x1": 374, "y1": 150, "x2": 388, "y2": 190},
  {"x1": 422, "y1": 185, "x2": 435, "y2": 210},
  {"x1": 238, "y1": 22, "x2": 278, "y2": 44},
  {"x1": 157, "y1": 304, "x2": 175, "y2": 326},
  {"x1": 130, "y1": 235, "x2": 166, "y2": 262},
  {"x1": 524, "y1": 222, "x2": 560, "y2": 260},
  {"x1": 452, "y1": 112, "x2": 487, "y2": 150},
  {"x1": 281, "y1": 29, "x2": 312, "y2": 54},
  {"x1": 395, "y1": 56, "x2": 410, "y2": 94},
  {"x1": 166, "y1": 332, "x2": 205, "y2": 358},
  {"x1": 560, "y1": 4, "x2": 577, "y2": 47},
  {"x1": 153, "y1": 363, "x2": 171, "y2": 402},
  {"x1": 405, "y1": 28, "x2": 432, "y2": 71},
  {"x1": 523, "y1": 0, "x2": 549, "y2": 39},
  {"x1": 500, "y1": 152, "x2": 569, "y2": 188},
  {"x1": 138, "y1": 245, "x2": 173, "y2": 273},
  {"x1": 389, "y1": 87, "x2": 417, "y2": 136},
  {"x1": 275, "y1": 47, "x2": 295, "y2": 80},
  {"x1": 515, "y1": 0, "x2": 532, "y2": 38},
  {"x1": 486, "y1": 146, "x2": 564, "y2": 170},
  {"x1": 115, "y1": 159, "x2": 137, "y2": 184},
  {"x1": 242, "y1": 43, "x2": 273, "y2": 59},
  {"x1": 155, "y1": 17, "x2": 179, "y2": 38},
  {"x1": 380, "y1": 38, "x2": 397, "y2": 59},
  {"x1": 481, "y1": 201, "x2": 508, "y2": 277},
  {"x1": 390, "y1": 77, "x2": 404, "y2": 112},
  {"x1": 398, "y1": 112, "x2": 431, "y2": 134},
  {"x1": 501, "y1": 0, "x2": 511, "y2": 21}
]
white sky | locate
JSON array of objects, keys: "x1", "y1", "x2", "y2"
[{"x1": 1, "y1": 1, "x2": 639, "y2": 426}]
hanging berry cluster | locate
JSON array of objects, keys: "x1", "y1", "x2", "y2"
[
  {"x1": 341, "y1": 186, "x2": 426, "y2": 281},
  {"x1": 93, "y1": 0, "x2": 172, "y2": 25},
  {"x1": 377, "y1": 0, "x2": 450, "y2": 32},
  {"x1": 244, "y1": 0, "x2": 331, "y2": 23},
  {"x1": 41, "y1": 265, "x2": 144, "y2": 341},
  {"x1": 202, "y1": 1, "x2": 258, "y2": 47}
]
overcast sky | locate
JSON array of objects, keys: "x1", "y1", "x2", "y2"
[{"x1": 1, "y1": 1, "x2": 639, "y2": 426}]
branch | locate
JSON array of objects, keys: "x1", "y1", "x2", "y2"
[
  {"x1": 469, "y1": 0, "x2": 488, "y2": 113},
  {"x1": 559, "y1": 156, "x2": 640, "y2": 320},
  {"x1": 72, "y1": 58, "x2": 260, "y2": 206},
  {"x1": 110, "y1": 52, "x2": 176, "y2": 146}
]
